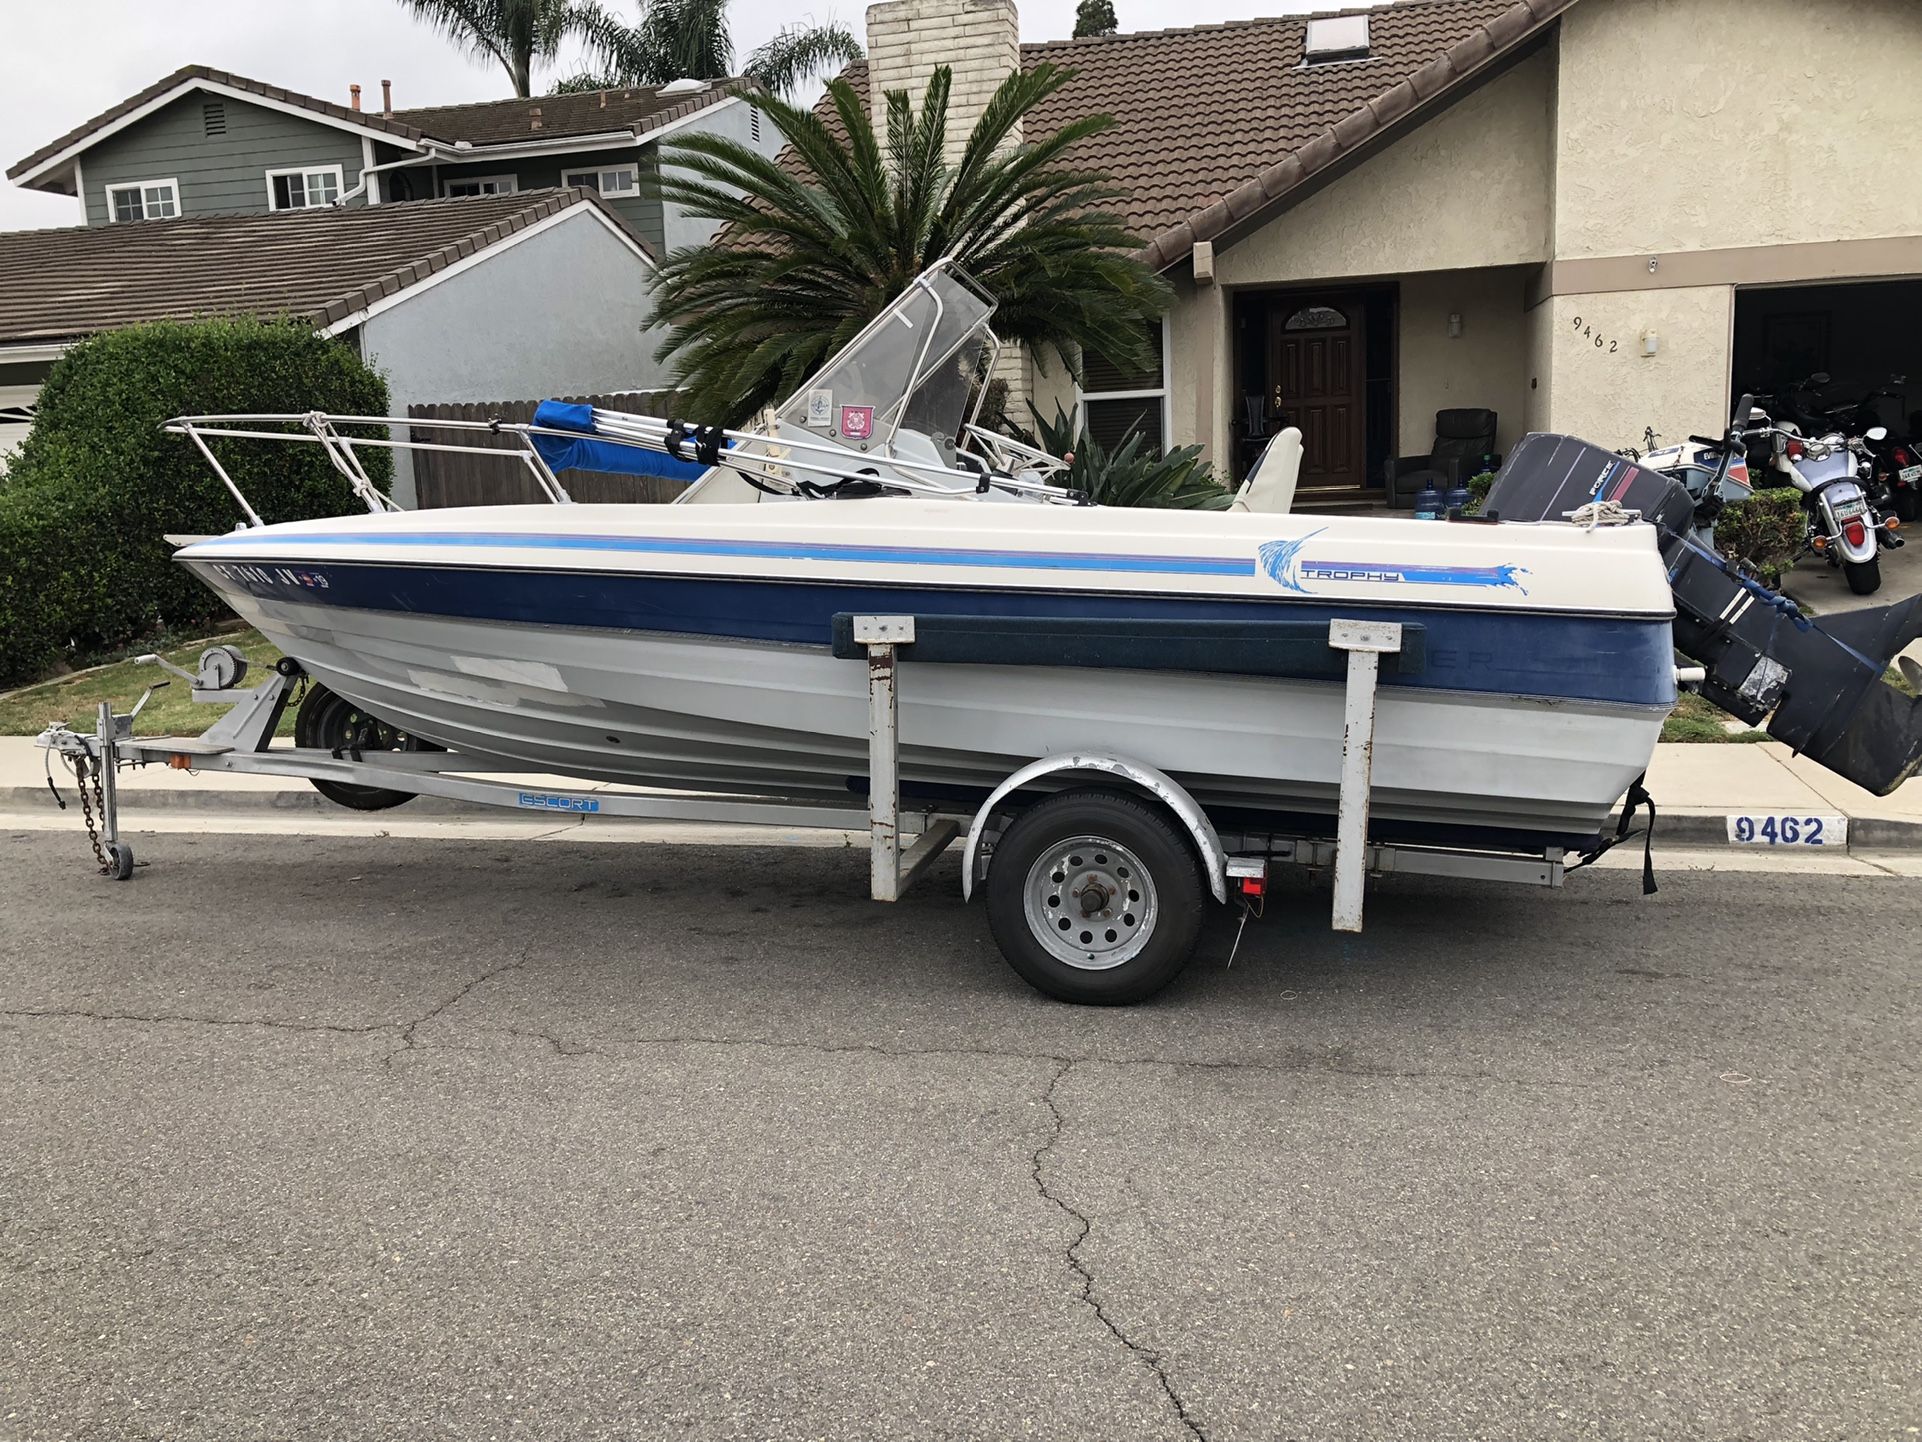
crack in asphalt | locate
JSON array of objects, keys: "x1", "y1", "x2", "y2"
[
  {"x1": 1, "y1": 1001, "x2": 1623, "y2": 1093},
  {"x1": 1031, "y1": 1058, "x2": 1206, "y2": 1442},
  {"x1": 384, "y1": 942, "x2": 536, "y2": 1068}
]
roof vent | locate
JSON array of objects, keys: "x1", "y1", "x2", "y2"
[
  {"x1": 202, "y1": 100, "x2": 226, "y2": 136},
  {"x1": 658, "y1": 78, "x2": 707, "y2": 95},
  {"x1": 1303, "y1": 13, "x2": 1370, "y2": 63}
]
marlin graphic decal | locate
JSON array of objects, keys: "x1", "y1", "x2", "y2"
[{"x1": 1258, "y1": 531, "x2": 1530, "y2": 595}]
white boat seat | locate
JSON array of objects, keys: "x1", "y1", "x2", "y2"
[{"x1": 1231, "y1": 427, "x2": 1303, "y2": 514}]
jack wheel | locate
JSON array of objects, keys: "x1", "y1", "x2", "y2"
[
  {"x1": 106, "y1": 841, "x2": 135, "y2": 881},
  {"x1": 985, "y1": 789, "x2": 1206, "y2": 1005},
  {"x1": 294, "y1": 684, "x2": 435, "y2": 811}
]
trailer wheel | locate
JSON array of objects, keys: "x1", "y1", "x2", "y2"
[
  {"x1": 985, "y1": 789, "x2": 1207, "y2": 1005},
  {"x1": 294, "y1": 684, "x2": 435, "y2": 811}
]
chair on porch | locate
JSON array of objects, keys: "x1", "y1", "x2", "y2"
[{"x1": 1386, "y1": 409, "x2": 1500, "y2": 507}]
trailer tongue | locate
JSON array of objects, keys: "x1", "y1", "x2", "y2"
[{"x1": 1486, "y1": 424, "x2": 1922, "y2": 798}]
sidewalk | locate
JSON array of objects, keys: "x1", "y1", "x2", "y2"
[{"x1": 4, "y1": 736, "x2": 1918, "y2": 851}]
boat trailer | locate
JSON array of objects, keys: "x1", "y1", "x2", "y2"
[{"x1": 36, "y1": 615, "x2": 1570, "y2": 935}]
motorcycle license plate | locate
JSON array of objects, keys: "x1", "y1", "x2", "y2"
[
  {"x1": 1726, "y1": 813, "x2": 1848, "y2": 847},
  {"x1": 1900, "y1": 464, "x2": 1922, "y2": 485},
  {"x1": 1832, "y1": 497, "x2": 1868, "y2": 521}
]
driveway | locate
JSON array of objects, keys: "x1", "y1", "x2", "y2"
[{"x1": 2, "y1": 831, "x2": 1918, "y2": 1441}]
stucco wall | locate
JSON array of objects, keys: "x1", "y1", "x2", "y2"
[
  {"x1": 1555, "y1": 0, "x2": 1922, "y2": 259},
  {"x1": 1167, "y1": 277, "x2": 1229, "y2": 461},
  {"x1": 1534, "y1": 285, "x2": 1733, "y2": 450},
  {"x1": 1214, "y1": 47, "x2": 1554, "y2": 290},
  {"x1": 662, "y1": 98, "x2": 783, "y2": 254},
  {"x1": 1397, "y1": 268, "x2": 1531, "y2": 460},
  {"x1": 360, "y1": 210, "x2": 667, "y2": 505}
]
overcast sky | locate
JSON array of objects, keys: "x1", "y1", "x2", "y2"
[{"x1": 0, "y1": 0, "x2": 1363, "y2": 231}]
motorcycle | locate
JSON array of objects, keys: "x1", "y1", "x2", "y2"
[
  {"x1": 1631, "y1": 425, "x2": 1754, "y2": 550},
  {"x1": 1749, "y1": 403, "x2": 1902, "y2": 595}
]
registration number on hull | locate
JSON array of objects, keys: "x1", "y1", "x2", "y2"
[{"x1": 1726, "y1": 814, "x2": 1847, "y2": 847}]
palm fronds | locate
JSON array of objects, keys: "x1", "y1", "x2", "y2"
[{"x1": 644, "y1": 63, "x2": 1170, "y2": 424}]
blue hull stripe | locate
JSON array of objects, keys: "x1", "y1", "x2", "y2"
[
  {"x1": 184, "y1": 557, "x2": 1680, "y2": 707},
  {"x1": 188, "y1": 529, "x2": 1255, "y2": 577}
]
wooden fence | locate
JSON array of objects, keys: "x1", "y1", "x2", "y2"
[{"x1": 407, "y1": 391, "x2": 684, "y2": 508}]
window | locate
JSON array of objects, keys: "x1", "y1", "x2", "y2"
[
  {"x1": 1078, "y1": 319, "x2": 1170, "y2": 453},
  {"x1": 561, "y1": 164, "x2": 638, "y2": 198},
  {"x1": 105, "y1": 178, "x2": 180, "y2": 222},
  {"x1": 1283, "y1": 304, "x2": 1349, "y2": 331},
  {"x1": 1303, "y1": 14, "x2": 1370, "y2": 64},
  {"x1": 443, "y1": 174, "x2": 519, "y2": 197},
  {"x1": 266, "y1": 165, "x2": 345, "y2": 211},
  {"x1": 0, "y1": 386, "x2": 37, "y2": 474}
]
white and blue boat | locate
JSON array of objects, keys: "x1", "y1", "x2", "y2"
[{"x1": 168, "y1": 265, "x2": 1683, "y2": 856}]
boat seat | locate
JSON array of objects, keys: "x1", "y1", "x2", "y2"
[{"x1": 1231, "y1": 428, "x2": 1303, "y2": 514}]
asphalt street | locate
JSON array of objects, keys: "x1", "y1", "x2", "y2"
[{"x1": 1, "y1": 829, "x2": 1918, "y2": 1442}]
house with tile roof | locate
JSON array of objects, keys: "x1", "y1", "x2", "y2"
[
  {"x1": 861, "y1": 0, "x2": 1922, "y2": 501},
  {"x1": 1, "y1": 65, "x2": 781, "y2": 489},
  {"x1": 0, "y1": 190, "x2": 668, "y2": 502},
  {"x1": 6, "y1": 65, "x2": 778, "y2": 256}
]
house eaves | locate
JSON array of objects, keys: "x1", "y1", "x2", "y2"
[
  {"x1": 7, "y1": 65, "x2": 431, "y2": 192},
  {"x1": 1139, "y1": 0, "x2": 1582, "y2": 272}
]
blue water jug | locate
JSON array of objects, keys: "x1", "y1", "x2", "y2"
[
  {"x1": 1413, "y1": 481, "x2": 1443, "y2": 520},
  {"x1": 1443, "y1": 481, "x2": 1471, "y2": 515}
]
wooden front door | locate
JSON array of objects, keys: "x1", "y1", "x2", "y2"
[{"x1": 1269, "y1": 298, "x2": 1366, "y2": 490}]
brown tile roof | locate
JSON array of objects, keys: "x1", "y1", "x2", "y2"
[
  {"x1": 7, "y1": 65, "x2": 427, "y2": 183},
  {"x1": 0, "y1": 191, "x2": 647, "y2": 347},
  {"x1": 393, "y1": 76, "x2": 760, "y2": 147},
  {"x1": 818, "y1": 0, "x2": 1575, "y2": 271}
]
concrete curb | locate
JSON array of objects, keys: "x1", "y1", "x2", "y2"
[{"x1": 11, "y1": 785, "x2": 1922, "y2": 852}]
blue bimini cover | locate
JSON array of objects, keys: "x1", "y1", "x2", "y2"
[{"x1": 530, "y1": 400, "x2": 719, "y2": 483}]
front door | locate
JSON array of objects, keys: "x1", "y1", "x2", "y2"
[{"x1": 1269, "y1": 298, "x2": 1366, "y2": 491}]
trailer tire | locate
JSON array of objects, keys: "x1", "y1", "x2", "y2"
[
  {"x1": 985, "y1": 789, "x2": 1206, "y2": 1005},
  {"x1": 1845, "y1": 557, "x2": 1882, "y2": 595},
  {"x1": 294, "y1": 685, "x2": 434, "y2": 812}
]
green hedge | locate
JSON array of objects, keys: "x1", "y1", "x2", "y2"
[{"x1": 0, "y1": 318, "x2": 389, "y2": 686}]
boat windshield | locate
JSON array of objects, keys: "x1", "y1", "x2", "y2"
[{"x1": 772, "y1": 264, "x2": 998, "y2": 460}]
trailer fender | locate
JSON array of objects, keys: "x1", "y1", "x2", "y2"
[{"x1": 961, "y1": 753, "x2": 1227, "y2": 905}]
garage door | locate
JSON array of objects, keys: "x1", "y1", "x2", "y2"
[{"x1": 1733, "y1": 279, "x2": 1922, "y2": 435}]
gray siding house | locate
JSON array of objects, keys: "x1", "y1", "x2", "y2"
[
  {"x1": 0, "y1": 189, "x2": 668, "y2": 503},
  {"x1": 7, "y1": 65, "x2": 780, "y2": 251}
]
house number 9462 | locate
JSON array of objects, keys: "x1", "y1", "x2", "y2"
[{"x1": 1572, "y1": 316, "x2": 1619, "y2": 355}]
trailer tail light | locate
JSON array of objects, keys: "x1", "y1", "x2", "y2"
[{"x1": 1844, "y1": 519, "x2": 1868, "y2": 549}]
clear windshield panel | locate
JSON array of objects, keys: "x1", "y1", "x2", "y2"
[{"x1": 772, "y1": 265, "x2": 997, "y2": 457}]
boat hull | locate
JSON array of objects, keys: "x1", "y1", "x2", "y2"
[
  {"x1": 203, "y1": 588, "x2": 1665, "y2": 850},
  {"x1": 177, "y1": 500, "x2": 1680, "y2": 851}
]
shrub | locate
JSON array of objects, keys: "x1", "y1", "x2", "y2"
[
  {"x1": 1713, "y1": 487, "x2": 1805, "y2": 585},
  {"x1": 0, "y1": 317, "x2": 388, "y2": 686},
  {"x1": 1031, "y1": 405, "x2": 1231, "y2": 510}
]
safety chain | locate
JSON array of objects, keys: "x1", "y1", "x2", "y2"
[{"x1": 72, "y1": 754, "x2": 111, "y2": 874}]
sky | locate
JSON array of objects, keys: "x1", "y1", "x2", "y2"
[{"x1": 0, "y1": 0, "x2": 1366, "y2": 231}]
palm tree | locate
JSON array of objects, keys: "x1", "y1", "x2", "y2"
[
  {"x1": 549, "y1": 0, "x2": 861, "y2": 96},
  {"x1": 645, "y1": 64, "x2": 1170, "y2": 423},
  {"x1": 396, "y1": 0, "x2": 642, "y2": 98}
]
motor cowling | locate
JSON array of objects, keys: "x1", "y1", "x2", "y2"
[{"x1": 1486, "y1": 432, "x2": 1922, "y2": 797}]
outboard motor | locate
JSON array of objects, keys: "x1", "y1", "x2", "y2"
[{"x1": 1484, "y1": 399, "x2": 1922, "y2": 797}]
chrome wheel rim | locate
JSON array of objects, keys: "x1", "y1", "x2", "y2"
[{"x1": 1023, "y1": 834, "x2": 1158, "y2": 970}]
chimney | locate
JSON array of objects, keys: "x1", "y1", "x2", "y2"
[
  {"x1": 381, "y1": 79, "x2": 393, "y2": 117},
  {"x1": 865, "y1": 0, "x2": 1018, "y2": 166},
  {"x1": 349, "y1": 83, "x2": 362, "y2": 111}
]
